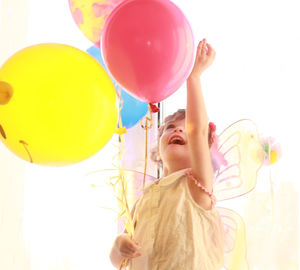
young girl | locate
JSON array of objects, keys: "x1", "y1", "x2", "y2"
[{"x1": 110, "y1": 39, "x2": 225, "y2": 270}]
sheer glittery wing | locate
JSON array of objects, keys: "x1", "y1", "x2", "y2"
[
  {"x1": 213, "y1": 119, "x2": 264, "y2": 201},
  {"x1": 216, "y1": 207, "x2": 249, "y2": 270},
  {"x1": 84, "y1": 169, "x2": 156, "y2": 234}
]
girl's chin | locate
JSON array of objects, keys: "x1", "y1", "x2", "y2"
[
  {"x1": 165, "y1": 145, "x2": 186, "y2": 153},
  {"x1": 164, "y1": 148, "x2": 191, "y2": 162}
]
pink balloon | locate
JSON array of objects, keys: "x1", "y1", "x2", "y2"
[{"x1": 102, "y1": 0, "x2": 194, "y2": 103}]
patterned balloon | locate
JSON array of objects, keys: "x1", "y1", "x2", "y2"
[{"x1": 68, "y1": 0, "x2": 123, "y2": 47}]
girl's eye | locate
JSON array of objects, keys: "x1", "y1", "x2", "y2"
[{"x1": 166, "y1": 124, "x2": 175, "y2": 130}]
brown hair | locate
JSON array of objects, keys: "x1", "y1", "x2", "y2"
[{"x1": 151, "y1": 109, "x2": 215, "y2": 168}]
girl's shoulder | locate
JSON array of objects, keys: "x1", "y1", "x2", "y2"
[
  {"x1": 143, "y1": 168, "x2": 188, "y2": 193},
  {"x1": 142, "y1": 178, "x2": 160, "y2": 193}
]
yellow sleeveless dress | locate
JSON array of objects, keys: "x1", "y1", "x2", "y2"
[{"x1": 128, "y1": 169, "x2": 224, "y2": 270}]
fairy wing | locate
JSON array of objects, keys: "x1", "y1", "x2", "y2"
[
  {"x1": 213, "y1": 119, "x2": 264, "y2": 201},
  {"x1": 217, "y1": 207, "x2": 249, "y2": 270},
  {"x1": 84, "y1": 169, "x2": 156, "y2": 234}
]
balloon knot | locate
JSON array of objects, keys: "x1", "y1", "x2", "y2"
[
  {"x1": 116, "y1": 127, "x2": 127, "y2": 135},
  {"x1": 149, "y1": 103, "x2": 160, "y2": 113}
]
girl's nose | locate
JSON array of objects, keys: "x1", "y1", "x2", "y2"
[{"x1": 174, "y1": 127, "x2": 183, "y2": 132}]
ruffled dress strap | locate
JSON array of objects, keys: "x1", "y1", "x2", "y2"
[{"x1": 185, "y1": 169, "x2": 216, "y2": 207}]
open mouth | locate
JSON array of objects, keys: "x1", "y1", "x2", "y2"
[{"x1": 168, "y1": 135, "x2": 185, "y2": 145}]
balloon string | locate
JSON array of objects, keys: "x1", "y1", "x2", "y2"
[
  {"x1": 116, "y1": 86, "x2": 134, "y2": 270},
  {"x1": 119, "y1": 104, "x2": 154, "y2": 269},
  {"x1": 143, "y1": 128, "x2": 148, "y2": 190},
  {"x1": 140, "y1": 104, "x2": 153, "y2": 189},
  {"x1": 118, "y1": 125, "x2": 134, "y2": 236},
  {"x1": 116, "y1": 85, "x2": 123, "y2": 107},
  {"x1": 119, "y1": 260, "x2": 127, "y2": 270}
]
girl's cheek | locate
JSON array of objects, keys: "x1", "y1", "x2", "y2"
[
  {"x1": 159, "y1": 136, "x2": 167, "y2": 150},
  {"x1": 160, "y1": 132, "x2": 168, "y2": 142}
]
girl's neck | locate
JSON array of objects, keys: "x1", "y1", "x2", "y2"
[{"x1": 163, "y1": 161, "x2": 191, "y2": 177}]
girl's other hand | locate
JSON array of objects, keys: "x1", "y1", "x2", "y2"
[
  {"x1": 116, "y1": 234, "x2": 142, "y2": 259},
  {"x1": 189, "y1": 39, "x2": 216, "y2": 78}
]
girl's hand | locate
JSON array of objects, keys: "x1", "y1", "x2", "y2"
[
  {"x1": 189, "y1": 39, "x2": 216, "y2": 78},
  {"x1": 116, "y1": 234, "x2": 142, "y2": 259}
]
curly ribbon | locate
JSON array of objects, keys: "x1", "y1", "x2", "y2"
[
  {"x1": 119, "y1": 103, "x2": 158, "y2": 269},
  {"x1": 107, "y1": 86, "x2": 133, "y2": 270},
  {"x1": 88, "y1": 88, "x2": 137, "y2": 269},
  {"x1": 113, "y1": 101, "x2": 158, "y2": 269},
  {"x1": 140, "y1": 104, "x2": 155, "y2": 189}
]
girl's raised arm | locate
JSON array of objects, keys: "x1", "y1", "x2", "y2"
[{"x1": 186, "y1": 39, "x2": 216, "y2": 210}]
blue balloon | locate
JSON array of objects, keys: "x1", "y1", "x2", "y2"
[{"x1": 87, "y1": 46, "x2": 148, "y2": 128}]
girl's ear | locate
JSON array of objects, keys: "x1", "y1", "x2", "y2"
[
  {"x1": 150, "y1": 147, "x2": 163, "y2": 168},
  {"x1": 158, "y1": 126, "x2": 164, "y2": 137},
  {"x1": 0, "y1": 81, "x2": 13, "y2": 105}
]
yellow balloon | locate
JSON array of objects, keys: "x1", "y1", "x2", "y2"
[{"x1": 0, "y1": 43, "x2": 118, "y2": 166}]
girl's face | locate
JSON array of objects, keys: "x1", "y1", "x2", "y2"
[{"x1": 159, "y1": 118, "x2": 192, "y2": 171}]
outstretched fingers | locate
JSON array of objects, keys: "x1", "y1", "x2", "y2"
[
  {"x1": 197, "y1": 39, "x2": 205, "y2": 56},
  {"x1": 206, "y1": 43, "x2": 215, "y2": 57},
  {"x1": 189, "y1": 38, "x2": 215, "y2": 76},
  {"x1": 201, "y1": 39, "x2": 207, "y2": 56}
]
